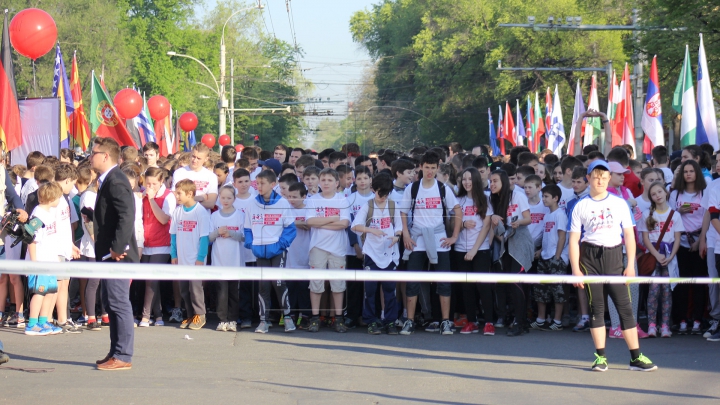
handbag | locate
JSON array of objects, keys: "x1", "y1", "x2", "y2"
[
  {"x1": 28, "y1": 274, "x2": 58, "y2": 295},
  {"x1": 637, "y1": 210, "x2": 674, "y2": 276}
]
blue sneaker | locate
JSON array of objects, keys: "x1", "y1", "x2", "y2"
[
  {"x1": 25, "y1": 324, "x2": 51, "y2": 336},
  {"x1": 42, "y1": 322, "x2": 63, "y2": 335},
  {"x1": 76, "y1": 315, "x2": 88, "y2": 325}
]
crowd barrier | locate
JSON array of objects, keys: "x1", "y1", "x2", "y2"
[{"x1": 1, "y1": 260, "x2": 719, "y2": 285}]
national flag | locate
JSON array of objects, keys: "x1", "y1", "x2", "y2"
[
  {"x1": 156, "y1": 106, "x2": 175, "y2": 156},
  {"x1": 52, "y1": 45, "x2": 75, "y2": 149},
  {"x1": 612, "y1": 64, "x2": 636, "y2": 156},
  {"x1": 545, "y1": 87, "x2": 552, "y2": 148},
  {"x1": 547, "y1": 85, "x2": 565, "y2": 155},
  {"x1": 90, "y1": 71, "x2": 137, "y2": 148},
  {"x1": 526, "y1": 96, "x2": 534, "y2": 153},
  {"x1": 188, "y1": 130, "x2": 196, "y2": 148},
  {"x1": 673, "y1": 45, "x2": 696, "y2": 147},
  {"x1": 136, "y1": 93, "x2": 155, "y2": 144},
  {"x1": 607, "y1": 70, "x2": 621, "y2": 143},
  {"x1": 696, "y1": 34, "x2": 718, "y2": 150},
  {"x1": 173, "y1": 112, "x2": 181, "y2": 153},
  {"x1": 533, "y1": 92, "x2": 545, "y2": 153},
  {"x1": 0, "y1": 12, "x2": 21, "y2": 151},
  {"x1": 69, "y1": 51, "x2": 91, "y2": 151},
  {"x1": 516, "y1": 99, "x2": 525, "y2": 147},
  {"x1": 641, "y1": 55, "x2": 664, "y2": 154},
  {"x1": 568, "y1": 80, "x2": 586, "y2": 156},
  {"x1": 503, "y1": 101, "x2": 516, "y2": 148},
  {"x1": 583, "y1": 74, "x2": 602, "y2": 149},
  {"x1": 488, "y1": 108, "x2": 501, "y2": 156},
  {"x1": 498, "y1": 105, "x2": 505, "y2": 155},
  {"x1": 125, "y1": 117, "x2": 143, "y2": 148}
]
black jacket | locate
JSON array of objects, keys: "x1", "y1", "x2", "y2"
[{"x1": 93, "y1": 167, "x2": 139, "y2": 263}]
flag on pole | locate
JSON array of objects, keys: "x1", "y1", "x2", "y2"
[
  {"x1": 696, "y1": 34, "x2": 718, "y2": 151},
  {"x1": 135, "y1": 93, "x2": 155, "y2": 145},
  {"x1": 534, "y1": 92, "x2": 545, "y2": 153},
  {"x1": 612, "y1": 64, "x2": 636, "y2": 156},
  {"x1": 607, "y1": 70, "x2": 621, "y2": 144},
  {"x1": 641, "y1": 55, "x2": 664, "y2": 154},
  {"x1": 52, "y1": 44, "x2": 75, "y2": 149},
  {"x1": 673, "y1": 45, "x2": 697, "y2": 147},
  {"x1": 545, "y1": 87, "x2": 552, "y2": 149},
  {"x1": 0, "y1": 12, "x2": 21, "y2": 151},
  {"x1": 568, "y1": 80, "x2": 586, "y2": 156},
  {"x1": 498, "y1": 105, "x2": 505, "y2": 155},
  {"x1": 504, "y1": 101, "x2": 516, "y2": 149},
  {"x1": 488, "y1": 108, "x2": 501, "y2": 156},
  {"x1": 526, "y1": 96, "x2": 534, "y2": 153},
  {"x1": 515, "y1": 99, "x2": 525, "y2": 147},
  {"x1": 547, "y1": 85, "x2": 565, "y2": 155},
  {"x1": 584, "y1": 74, "x2": 602, "y2": 149},
  {"x1": 90, "y1": 71, "x2": 137, "y2": 148},
  {"x1": 69, "y1": 51, "x2": 90, "y2": 151}
]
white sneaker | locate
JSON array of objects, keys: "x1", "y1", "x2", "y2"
[
  {"x1": 227, "y1": 321, "x2": 237, "y2": 332},
  {"x1": 255, "y1": 321, "x2": 269, "y2": 334},
  {"x1": 678, "y1": 321, "x2": 688, "y2": 334},
  {"x1": 647, "y1": 323, "x2": 657, "y2": 338},
  {"x1": 703, "y1": 319, "x2": 719, "y2": 338},
  {"x1": 138, "y1": 320, "x2": 150, "y2": 327},
  {"x1": 169, "y1": 308, "x2": 183, "y2": 323},
  {"x1": 154, "y1": 319, "x2": 165, "y2": 326},
  {"x1": 284, "y1": 317, "x2": 296, "y2": 332},
  {"x1": 660, "y1": 324, "x2": 672, "y2": 338},
  {"x1": 216, "y1": 322, "x2": 228, "y2": 331}
]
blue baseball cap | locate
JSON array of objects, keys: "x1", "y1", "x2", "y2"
[
  {"x1": 586, "y1": 159, "x2": 610, "y2": 174},
  {"x1": 258, "y1": 158, "x2": 282, "y2": 177}
]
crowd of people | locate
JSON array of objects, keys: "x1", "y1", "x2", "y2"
[{"x1": 0, "y1": 137, "x2": 719, "y2": 371}]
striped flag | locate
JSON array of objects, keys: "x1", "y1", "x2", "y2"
[
  {"x1": 545, "y1": 87, "x2": 552, "y2": 149},
  {"x1": 673, "y1": 45, "x2": 696, "y2": 147},
  {"x1": 488, "y1": 108, "x2": 501, "y2": 156},
  {"x1": 696, "y1": 34, "x2": 718, "y2": 150},
  {"x1": 583, "y1": 74, "x2": 602, "y2": 149},
  {"x1": 568, "y1": 80, "x2": 585, "y2": 155},
  {"x1": 641, "y1": 55, "x2": 664, "y2": 154},
  {"x1": 547, "y1": 85, "x2": 565, "y2": 155},
  {"x1": 607, "y1": 70, "x2": 621, "y2": 143},
  {"x1": 53, "y1": 44, "x2": 74, "y2": 149},
  {"x1": 135, "y1": 93, "x2": 155, "y2": 144},
  {"x1": 612, "y1": 64, "x2": 636, "y2": 155},
  {"x1": 498, "y1": 105, "x2": 505, "y2": 155},
  {"x1": 526, "y1": 96, "x2": 534, "y2": 153},
  {"x1": 0, "y1": 12, "x2": 21, "y2": 151},
  {"x1": 533, "y1": 92, "x2": 545, "y2": 153},
  {"x1": 516, "y1": 99, "x2": 525, "y2": 147}
]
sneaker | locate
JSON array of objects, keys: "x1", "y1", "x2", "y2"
[
  {"x1": 240, "y1": 319, "x2": 252, "y2": 329},
  {"x1": 386, "y1": 323, "x2": 398, "y2": 335},
  {"x1": 335, "y1": 317, "x2": 348, "y2": 333},
  {"x1": 395, "y1": 317, "x2": 405, "y2": 327},
  {"x1": 367, "y1": 322, "x2": 383, "y2": 335},
  {"x1": 297, "y1": 317, "x2": 310, "y2": 330},
  {"x1": 155, "y1": 319, "x2": 164, "y2": 326},
  {"x1": 647, "y1": 323, "x2": 657, "y2": 338},
  {"x1": 344, "y1": 317, "x2": 357, "y2": 329},
  {"x1": 0, "y1": 350, "x2": 8, "y2": 365},
  {"x1": 25, "y1": 323, "x2": 51, "y2": 336},
  {"x1": 608, "y1": 326, "x2": 624, "y2": 339},
  {"x1": 188, "y1": 315, "x2": 206, "y2": 330},
  {"x1": 7, "y1": 313, "x2": 21, "y2": 327},
  {"x1": 255, "y1": 321, "x2": 269, "y2": 333},
  {"x1": 16, "y1": 316, "x2": 26, "y2": 328},
  {"x1": 216, "y1": 322, "x2": 228, "y2": 332},
  {"x1": 278, "y1": 317, "x2": 284, "y2": 326},
  {"x1": 440, "y1": 320, "x2": 454, "y2": 335},
  {"x1": 530, "y1": 320, "x2": 546, "y2": 330},
  {"x1": 75, "y1": 315, "x2": 87, "y2": 326},
  {"x1": 542, "y1": 321, "x2": 563, "y2": 331},
  {"x1": 399, "y1": 319, "x2": 415, "y2": 335},
  {"x1": 87, "y1": 321, "x2": 102, "y2": 331},
  {"x1": 138, "y1": 320, "x2": 151, "y2": 328},
  {"x1": 284, "y1": 317, "x2": 296, "y2": 333},
  {"x1": 225, "y1": 321, "x2": 236, "y2": 332},
  {"x1": 483, "y1": 323, "x2": 496, "y2": 336},
  {"x1": 573, "y1": 320, "x2": 591, "y2": 332},
  {"x1": 506, "y1": 323, "x2": 525, "y2": 337},
  {"x1": 307, "y1": 316, "x2": 320, "y2": 333},
  {"x1": 678, "y1": 321, "x2": 688, "y2": 335},
  {"x1": 707, "y1": 329, "x2": 720, "y2": 341},
  {"x1": 629, "y1": 353, "x2": 658, "y2": 372},
  {"x1": 636, "y1": 324, "x2": 649, "y2": 339},
  {"x1": 460, "y1": 322, "x2": 479, "y2": 334},
  {"x1": 703, "y1": 319, "x2": 719, "y2": 338},
  {"x1": 660, "y1": 324, "x2": 672, "y2": 338},
  {"x1": 0, "y1": 313, "x2": 8, "y2": 327},
  {"x1": 425, "y1": 321, "x2": 441, "y2": 333},
  {"x1": 179, "y1": 318, "x2": 190, "y2": 329},
  {"x1": 454, "y1": 315, "x2": 468, "y2": 328},
  {"x1": 42, "y1": 322, "x2": 63, "y2": 335},
  {"x1": 169, "y1": 308, "x2": 183, "y2": 323},
  {"x1": 60, "y1": 320, "x2": 83, "y2": 334},
  {"x1": 691, "y1": 321, "x2": 702, "y2": 335},
  {"x1": 494, "y1": 318, "x2": 505, "y2": 328},
  {"x1": 591, "y1": 353, "x2": 609, "y2": 372}
]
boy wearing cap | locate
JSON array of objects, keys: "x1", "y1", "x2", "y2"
[{"x1": 568, "y1": 160, "x2": 657, "y2": 372}]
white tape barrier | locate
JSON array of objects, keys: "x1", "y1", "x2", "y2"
[{"x1": 0, "y1": 260, "x2": 719, "y2": 284}]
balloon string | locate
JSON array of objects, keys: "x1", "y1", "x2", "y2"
[{"x1": 32, "y1": 60, "x2": 37, "y2": 96}]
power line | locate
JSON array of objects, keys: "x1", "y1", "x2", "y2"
[{"x1": 264, "y1": 0, "x2": 277, "y2": 39}]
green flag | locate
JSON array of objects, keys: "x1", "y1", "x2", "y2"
[{"x1": 673, "y1": 45, "x2": 696, "y2": 146}]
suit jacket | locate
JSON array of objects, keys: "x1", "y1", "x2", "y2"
[{"x1": 94, "y1": 167, "x2": 140, "y2": 263}]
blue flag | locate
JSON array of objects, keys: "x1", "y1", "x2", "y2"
[{"x1": 488, "y1": 108, "x2": 501, "y2": 156}]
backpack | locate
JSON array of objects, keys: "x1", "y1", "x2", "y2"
[
  {"x1": 409, "y1": 180, "x2": 455, "y2": 236},
  {"x1": 361, "y1": 199, "x2": 396, "y2": 245}
]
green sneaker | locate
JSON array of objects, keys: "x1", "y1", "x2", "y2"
[
  {"x1": 629, "y1": 353, "x2": 658, "y2": 372},
  {"x1": 591, "y1": 353, "x2": 608, "y2": 372}
]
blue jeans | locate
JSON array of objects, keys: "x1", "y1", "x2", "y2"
[{"x1": 362, "y1": 256, "x2": 397, "y2": 325}]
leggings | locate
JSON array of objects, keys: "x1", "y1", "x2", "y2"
[
  {"x1": 581, "y1": 243, "x2": 635, "y2": 330},
  {"x1": 140, "y1": 254, "x2": 168, "y2": 320},
  {"x1": 85, "y1": 278, "x2": 105, "y2": 317},
  {"x1": 454, "y1": 250, "x2": 494, "y2": 324},
  {"x1": 673, "y1": 246, "x2": 707, "y2": 323},
  {"x1": 497, "y1": 246, "x2": 526, "y2": 327},
  {"x1": 647, "y1": 265, "x2": 671, "y2": 326}
]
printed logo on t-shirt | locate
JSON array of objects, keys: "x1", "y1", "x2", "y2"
[
  {"x1": 295, "y1": 216, "x2": 305, "y2": 221},
  {"x1": 352, "y1": 204, "x2": 364, "y2": 215},
  {"x1": 45, "y1": 221, "x2": 57, "y2": 235},
  {"x1": 507, "y1": 204, "x2": 518, "y2": 217},
  {"x1": 464, "y1": 205, "x2": 477, "y2": 216},
  {"x1": 227, "y1": 226, "x2": 239, "y2": 231},
  {"x1": 316, "y1": 207, "x2": 340, "y2": 217},
  {"x1": 250, "y1": 180, "x2": 258, "y2": 190},
  {"x1": 544, "y1": 221, "x2": 556, "y2": 232},
  {"x1": 371, "y1": 217, "x2": 392, "y2": 229},
  {"x1": 652, "y1": 220, "x2": 674, "y2": 232},
  {"x1": 587, "y1": 208, "x2": 615, "y2": 232},
  {"x1": 178, "y1": 220, "x2": 197, "y2": 232},
  {"x1": 531, "y1": 213, "x2": 545, "y2": 224},
  {"x1": 59, "y1": 206, "x2": 70, "y2": 221},
  {"x1": 193, "y1": 180, "x2": 210, "y2": 193},
  {"x1": 417, "y1": 197, "x2": 441, "y2": 209},
  {"x1": 252, "y1": 213, "x2": 281, "y2": 225}
]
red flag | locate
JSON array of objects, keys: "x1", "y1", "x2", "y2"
[
  {"x1": 155, "y1": 117, "x2": 169, "y2": 157},
  {"x1": 612, "y1": 64, "x2": 635, "y2": 156},
  {"x1": 0, "y1": 12, "x2": 22, "y2": 151},
  {"x1": 69, "y1": 52, "x2": 90, "y2": 151},
  {"x1": 544, "y1": 87, "x2": 552, "y2": 150},
  {"x1": 498, "y1": 105, "x2": 505, "y2": 155},
  {"x1": 503, "y1": 101, "x2": 516, "y2": 148}
]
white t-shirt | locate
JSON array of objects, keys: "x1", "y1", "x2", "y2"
[
  {"x1": 307, "y1": 192, "x2": 351, "y2": 256},
  {"x1": 351, "y1": 200, "x2": 403, "y2": 268},
  {"x1": 132, "y1": 194, "x2": 144, "y2": 249},
  {"x1": 210, "y1": 209, "x2": 244, "y2": 267},
  {"x1": 172, "y1": 166, "x2": 219, "y2": 198},
  {"x1": 287, "y1": 206, "x2": 311, "y2": 269},
  {"x1": 527, "y1": 200, "x2": 550, "y2": 244},
  {"x1": 636, "y1": 195, "x2": 652, "y2": 216},
  {"x1": 705, "y1": 179, "x2": 720, "y2": 251},
  {"x1": 28, "y1": 205, "x2": 60, "y2": 262},
  {"x1": 233, "y1": 194, "x2": 257, "y2": 262},
  {"x1": 669, "y1": 190, "x2": 705, "y2": 248},
  {"x1": 249, "y1": 167, "x2": 262, "y2": 191},
  {"x1": 56, "y1": 197, "x2": 77, "y2": 260},
  {"x1": 541, "y1": 208, "x2": 569, "y2": 263},
  {"x1": 455, "y1": 196, "x2": 494, "y2": 252},
  {"x1": 637, "y1": 208, "x2": 684, "y2": 245},
  {"x1": 346, "y1": 191, "x2": 375, "y2": 255},
  {"x1": 506, "y1": 189, "x2": 530, "y2": 227},
  {"x1": 169, "y1": 204, "x2": 211, "y2": 265},
  {"x1": 243, "y1": 196, "x2": 294, "y2": 246},
  {"x1": 142, "y1": 185, "x2": 177, "y2": 256},
  {"x1": 660, "y1": 167, "x2": 674, "y2": 187},
  {"x1": 79, "y1": 190, "x2": 97, "y2": 258},
  {"x1": 569, "y1": 193, "x2": 634, "y2": 247},
  {"x1": 557, "y1": 183, "x2": 575, "y2": 213},
  {"x1": 399, "y1": 180, "x2": 459, "y2": 252}
]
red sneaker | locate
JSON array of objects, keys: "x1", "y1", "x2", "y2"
[
  {"x1": 460, "y1": 322, "x2": 479, "y2": 334},
  {"x1": 483, "y1": 323, "x2": 495, "y2": 336},
  {"x1": 454, "y1": 315, "x2": 468, "y2": 328}
]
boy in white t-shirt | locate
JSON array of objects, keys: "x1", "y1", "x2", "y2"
[
  {"x1": 557, "y1": 156, "x2": 584, "y2": 212},
  {"x1": 172, "y1": 143, "x2": 218, "y2": 210},
  {"x1": 307, "y1": 168, "x2": 351, "y2": 333},
  {"x1": 524, "y1": 174, "x2": 549, "y2": 248},
  {"x1": 531, "y1": 185, "x2": 568, "y2": 331},
  {"x1": 243, "y1": 170, "x2": 297, "y2": 334},
  {"x1": 568, "y1": 160, "x2": 657, "y2": 372},
  {"x1": 286, "y1": 182, "x2": 312, "y2": 328},
  {"x1": 231, "y1": 168, "x2": 258, "y2": 329},
  {"x1": 170, "y1": 179, "x2": 211, "y2": 331}
]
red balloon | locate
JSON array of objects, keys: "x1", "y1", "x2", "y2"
[
  {"x1": 113, "y1": 89, "x2": 143, "y2": 119},
  {"x1": 201, "y1": 134, "x2": 216, "y2": 148},
  {"x1": 179, "y1": 112, "x2": 198, "y2": 132},
  {"x1": 9, "y1": 9, "x2": 57, "y2": 60},
  {"x1": 235, "y1": 144, "x2": 244, "y2": 152},
  {"x1": 218, "y1": 134, "x2": 231, "y2": 147},
  {"x1": 147, "y1": 95, "x2": 170, "y2": 120}
]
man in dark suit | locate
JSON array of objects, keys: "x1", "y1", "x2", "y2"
[{"x1": 90, "y1": 137, "x2": 139, "y2": 371}]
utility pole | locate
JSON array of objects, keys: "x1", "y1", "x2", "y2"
[
  {"x1": 230, "y1": 58, "x2": 235, "y2": 145},
  {"x1": 632, "y1": 9, "x2": 645, "y2": 157},
  {"x1": 219, "y1": 37, "x2": 227, "y2": 138}
]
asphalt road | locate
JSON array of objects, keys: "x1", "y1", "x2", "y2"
[{"x1": 1, "y1": 320, "x2": 719, "y2": 404}]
